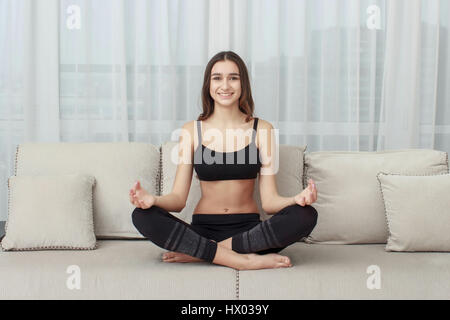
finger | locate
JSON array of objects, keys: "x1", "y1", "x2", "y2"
[
  {"x1": 130, "y1": 192, "x2": 138, "y2": 204},
  {"x1": 132, "y1": 195, "x2": 140, "y2": 207}
]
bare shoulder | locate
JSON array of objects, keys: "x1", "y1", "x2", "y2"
[
  {"x1": 255, "y1": 118, "x2": 275, "y2": 148},
  {"x1": 256, "y1": 118, "x2": 274, "y2": 130},
  {"x1": 181, "y1": 120, "x2": 195, "y2": 133},
  {"x1": 179, "y1": 120, "x2": 196, "y2": 150}
]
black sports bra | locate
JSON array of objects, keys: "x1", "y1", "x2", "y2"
[{"x1": 193, "y1": 117, "x2": 262, "y2": 181}]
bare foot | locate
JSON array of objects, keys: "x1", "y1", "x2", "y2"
[
  {"x1": 162, "y1": 251, "x2": 203, "y2": 263},
  {"x1": 242, "y1": 253, "x2": 292, "y2": 270}
]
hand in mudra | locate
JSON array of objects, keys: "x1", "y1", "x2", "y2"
[
  {"x1": 294, "y1": 179, "x2": 318, "y2": 206},
  {"x1": 129, "y1": 181, "x2": 156, "y2": 209}
]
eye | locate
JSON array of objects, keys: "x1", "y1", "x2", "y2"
[{"x1": 212, "y1": 76, "x2": 239, "y2": 80}]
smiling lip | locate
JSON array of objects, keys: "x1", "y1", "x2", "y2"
[{"x1": 218, "y1": 93, "x2": 233, "y2": 99}]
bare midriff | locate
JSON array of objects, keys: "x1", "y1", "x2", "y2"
[
  {"x1": 192, "y1": 118, "x2": 260, "y2": 215},
  {"x1": 193, "y1": 178, "x2": 259, "y2": 214}
]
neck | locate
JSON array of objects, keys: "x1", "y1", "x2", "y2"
[{"x1": 209, "y1": 102, "x2": 247, "y2": 127}]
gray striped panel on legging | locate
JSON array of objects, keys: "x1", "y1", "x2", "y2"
[
  {"x1": 164, "y1": 222, "x2": 181, "y2": 251},
  {"x1": 175, "y1": 228, "x2": 204, "y2": 258},
  {"x1": 265, "y1": 219, "x2": 282, "y2": 248},
  {"x1": 193, "y1": 236, "x2": 205, "y2": 258},
  {"x1": 171, "y1": 225, "x2": 187, "y2": 252},
  {"x1": 244, "y1": 222, "x2": 272, "y2": 252}
]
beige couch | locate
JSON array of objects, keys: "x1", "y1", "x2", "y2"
[{"x1": 1, "y1": 142, "x2": 449, "y2": 300}]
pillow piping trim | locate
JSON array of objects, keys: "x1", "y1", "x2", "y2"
[
  {"x1": 300, "y1": 146, "x2": 310, "y2": 243},
  {"x1": 235, "y1": 270, "x2": 240, "y2": 300},
  {"x1": 1, "y1": 144, "x2": 98, "y2": 251},
  {"x1": 376, "y1": 171, "x2": 394, "y2": 251},
  {"x1": 0, "y1": 144, "x2": 19, "y2": 249},
  {"x1": 157, "y1": 144, "x2": 162, "y2": 197},
  {"x1": 446, "y1": 151, "x2": 449, "y2": 174},
  {"x1": 303, "y1": 149, "x2": 316, "y2": 244},
  {"x1": 376, "y1": 166, "x2": 450, "y2": 252}
]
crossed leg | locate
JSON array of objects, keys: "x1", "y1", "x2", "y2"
[
  {"x1": 162, "y1": 204, "x2": 318, "y2": 264},
  {"x1": 132, "y1": 205, "x2": 305, "y2": 269}
]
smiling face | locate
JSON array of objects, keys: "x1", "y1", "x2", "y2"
[{"x1": 209, "y1": 60, "x2": 242, "y2": 107}]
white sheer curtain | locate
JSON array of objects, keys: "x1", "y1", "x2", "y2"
[{"x1": 1, "y1": 0, "x2": 449, "y2": 221}]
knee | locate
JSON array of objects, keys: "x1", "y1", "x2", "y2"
[
  {"x1": 289, "y1": 204, "x2": 318, "y2": 233},
  {"x1": 131, "y1": 206, "x2": 159, "y2": 231}
]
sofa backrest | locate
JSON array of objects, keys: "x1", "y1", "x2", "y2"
[
  {"x1": 14, "y1": 142, "x2": 160, "y2": 239},
  {"x1": 13, "y1": 142, "x2": 448, "y2": 244},
  {"x1": 303, "y1": 149, "x2": 449, "y2": 244}
]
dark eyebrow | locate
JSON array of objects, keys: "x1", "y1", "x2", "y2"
[{"x1": 211, "y1": 73, "x2": 240, "y2": 76}]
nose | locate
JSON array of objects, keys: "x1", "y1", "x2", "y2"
[{"x1": 221, "y1": 78, "x2": 231, "y2": 89}]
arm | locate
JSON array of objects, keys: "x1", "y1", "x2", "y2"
[
  {"x1": 259, "y1": 174, "x2": 296, "y2": 215},
  {"x1": 257, "y1": 120, "x2": 292, "y2": 214},
  {"x1": 154, "y1": 193, "x2": 185, "y2": 213},
  {"x1": 257, "y1": 120, "x2": 317, "y2": 214},
  {"x1": 154, "y1": 121, "x2": 195, "y2": 212}
]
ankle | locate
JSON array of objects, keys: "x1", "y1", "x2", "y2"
[
  {"x1": 217, "y1": 237, "x2": 232, "y2": 250},
  {"x1": 237, "y1": 253, "x2": 254, "y2": 271}
]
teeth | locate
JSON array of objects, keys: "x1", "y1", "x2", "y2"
[{"x1": 219, "y1": 93, "x2": 232, "y2": 96}]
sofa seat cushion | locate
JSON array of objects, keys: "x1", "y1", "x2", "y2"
[
  {"x1": 238, "y1": 242, "x2": 450, "y2": 299},
  {"x1": 0, "y1": 240, "x2": 237, "y2": 300}
]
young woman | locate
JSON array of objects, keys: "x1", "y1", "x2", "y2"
[{"x1": 130, "y1": 51, "x2": 318, "y2": 270}]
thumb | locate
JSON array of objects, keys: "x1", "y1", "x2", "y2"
[{"x1": 135, "y1": 181, "x2": 141, "y2": 189}]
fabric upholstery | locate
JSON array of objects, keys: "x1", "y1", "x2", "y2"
[
  {"x1": 303, "y1": 149, "x2": 448, "y2": 244},
  {"x1": 14, "y1": 142, "x2": 160, "y2": 238},
  {"x1": 238, "y1": 242, "x2": 450, "y2": 299},
  {"x1": 377, "y1": 172, "x2": 450, "y2": 252},
  {"x1": 0, "y1": 240, "x2": 236, "y2": 300},
  {"x1": 1, "y1": 174, "x2": 96, "y2": 251}
]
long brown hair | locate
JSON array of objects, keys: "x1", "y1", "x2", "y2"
[{"x1": 197, "y1": 51, "x2": 255, "y2": 122}]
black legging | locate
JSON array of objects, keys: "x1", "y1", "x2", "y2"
[{"x1": 131, "y1": 204, "x2": 318, "y2": 263}]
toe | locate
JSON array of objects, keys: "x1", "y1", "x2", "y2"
[
  {"x1": 279, "y1": 256, "x2": 292, "y2": 267},
  {"x1": 164, "y1": 257, "x2": 176, "y2": 263},
  {"x1": 162, "y1": 252, "x2": 176, "y2": 261}
]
